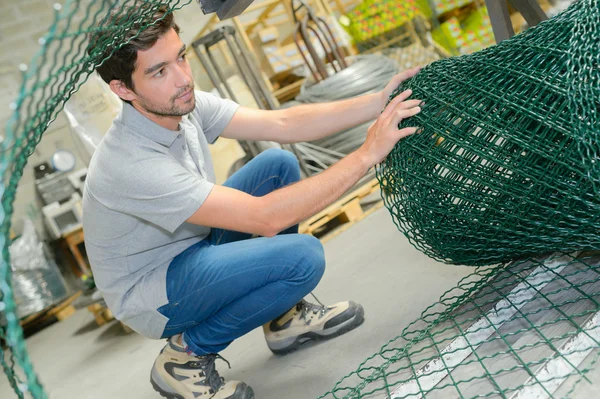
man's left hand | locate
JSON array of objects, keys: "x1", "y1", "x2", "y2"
[{"x1": 380, "y1": 66, "x2": 421, "y2": 110}]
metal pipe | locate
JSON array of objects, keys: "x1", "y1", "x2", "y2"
[
  {"x1": 205, "y1": 46, "x2": 238, "y2": 102},
  {"x1": 222, "y1": 30, "x2": 268, "y2": 110},
  {"x1": 300, "y1": 18, "x2": 329, "y2": 80},
  {"x1": 230, "y1": 31, "x2": 278, "y2": 110}
]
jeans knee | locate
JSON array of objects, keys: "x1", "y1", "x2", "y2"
[
  {"x1": 294, "y1": 235, "x2": 325, "y2": 285},
  {"x1": 262, "y1": 148, "x2": 300, "y2": 182},
  {"x1": 262, "y1": 147, "x2": 297, "y2": 164}
]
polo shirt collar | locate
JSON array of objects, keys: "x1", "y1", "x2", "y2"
[{"x1": 120, "y1": 102, "x2": 182, "y2": 147}]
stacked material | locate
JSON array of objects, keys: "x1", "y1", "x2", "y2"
[{"x1": 9, "y1": 221, "x2": 68, "y2": 319}]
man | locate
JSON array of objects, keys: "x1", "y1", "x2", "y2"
[{"x1": 84, "y1": 6, "x2": 421, "y2": 399}]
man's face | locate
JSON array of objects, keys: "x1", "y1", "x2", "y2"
[{"x1": 130, "y1": 28, "x2": 195, "y2": 117}]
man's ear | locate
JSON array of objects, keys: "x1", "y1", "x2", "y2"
[{"x1": 109, "y1": 80, "x2": 136, "y2": 102}]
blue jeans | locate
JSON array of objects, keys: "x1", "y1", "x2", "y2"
[{"x1": 158, "y1": 148, "x2": 326, "y2": 355}]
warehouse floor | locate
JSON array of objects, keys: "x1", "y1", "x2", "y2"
[{"x1": 0, "y1": 208, "x2": 474, "y2": 399}]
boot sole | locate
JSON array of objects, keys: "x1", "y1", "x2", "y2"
[
  {"x1": 268, "y1": 305, "x2": 365, "y2": 355},
  {"x1": 150, "y1": 375, "x2": 184, "y2": 399},
  {"x1": 150, "y1": 371, "x2": 255, "y2": 399}
]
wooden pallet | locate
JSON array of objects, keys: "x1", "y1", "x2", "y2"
[
  {"x1": 87, "y1": 303, "x2": 114, "y2": 326},
  {"x1": 19, "y1": 291, "x2": 81, "y2": 336},
  {"x1": 299, "y1": 178, "x2": 383, "y2": 243},
  {"x1": 87, "y1": 302, "x2": 133, "y2": 333}
]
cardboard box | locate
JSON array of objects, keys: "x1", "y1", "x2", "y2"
[
  {"x1": 262, "y1": 44, "x2": 278, "y2": 55},
  {"x1": 252, "y1": 37, "x2": 308, "y2": 78},
  {"x1": 257, "y1": 27, "x2": 279, "y2": 44},
  {"x1": 279, "y1": 42, "x2": 301, "y2": 58},
  {"x1": 263, "y1": 44, "x2": 305, "y2": 76}
]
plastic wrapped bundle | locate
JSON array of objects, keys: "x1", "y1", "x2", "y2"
[
  {"x1": 378, "y1": 0, "x2": 600, "y2": 266},
  {"x1": 9, "y1": 220, "x2": 68, "y2": 318},
  {"x1": 11, "y1": 268, "x2": 68, "y2": 319}
]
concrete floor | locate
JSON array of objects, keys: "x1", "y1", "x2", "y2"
[{"x1": 0, "y1": 208, "x2": 475, "y2": 399}]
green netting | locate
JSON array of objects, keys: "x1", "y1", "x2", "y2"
[
  {"x1": 3, "y1": 0, "x2": 600, "y2": 398},
  {"x1": 0, "y1": 1, "x2": 190, "y2": 397},
  {"x1": 568, "y1": 0, "x2": 600, "y2": 188},
  {"x1": 377, "y1": 0, "x2": 600, "y2": 266},
  {"x1": 320, "y1": 252, "x2": 600, "y2": 398},
  {"x1": 318, "y1": 1, "x2": 600, "y2": 398}
]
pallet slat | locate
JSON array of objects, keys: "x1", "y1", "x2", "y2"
[
  {"x1": 19, "y1": 292, "x2": 81, "y2": 337},
  {"x1": 299, "y1": 178, "x2": 383, "y2": 242},
  {"x1": 87, "y1": 302, "x2": 133, "y2": 333}
]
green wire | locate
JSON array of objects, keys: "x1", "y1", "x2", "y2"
[
  {"x1": 2, "y1": 1, "x2": 600, "y2": 398},
  {"x1": 0, "y1": 1, "x2": 191, "y2": 397}
]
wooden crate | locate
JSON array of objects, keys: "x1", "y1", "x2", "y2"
[{"x1": 63, "y1": 227, "x2": 91, "y2": 276}]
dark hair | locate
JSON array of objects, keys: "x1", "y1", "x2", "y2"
[{"x1": 89, "y1": 6, "x2": 180, "y2": 93}]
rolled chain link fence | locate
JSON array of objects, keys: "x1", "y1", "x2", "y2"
[
  {"x1": 378, "y1": 0, "x2": 600, "y2": 266},
  {"x1": 318, "y1": 0, "x2": 600, "y2": 398}
]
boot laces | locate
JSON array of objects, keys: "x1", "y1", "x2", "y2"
[
  {"x1": 297, "y1": 299, "x2": 329, "y2": 321},
  {"x1": 189, "y1": 354, "x2": 231, "y2": 393}
]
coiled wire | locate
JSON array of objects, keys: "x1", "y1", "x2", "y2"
[
  {"x1": 296, "y1": 55, "x2": 398, "y2": 103},
  {"x1": 289, "y1": 55, "x2": 399, "y2": 175}
]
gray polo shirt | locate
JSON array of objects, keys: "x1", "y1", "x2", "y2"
[{"x1": 83, "y1": 91, "x2": 239, "y2": 339}]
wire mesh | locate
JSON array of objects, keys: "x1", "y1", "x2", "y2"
[
  {"x1": 1, "y1": 0, "x2": 599, "y2": 398},
  {"x1": 319, "y1": 252, "x2": 600, "y2": 399},
  {"x1": 318, "y1": 1, "x2": 600, "y2": 397},
  {"x1": 380, "y1": 44, "x2": 441, "y2": 72},
  {"x1": 0, "y1": 1, "x2": 191, "y2": 398},
  {"x1": 377, "y1": 0, "x2": 600, "y2": 266}
]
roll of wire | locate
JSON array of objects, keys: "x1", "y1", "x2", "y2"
[
  {"x1": 288, "y1": 55, "x2": 398, "y2": 175},
  {"x1": 296, "y1": 54, "x2": 398, "y2": 103}
]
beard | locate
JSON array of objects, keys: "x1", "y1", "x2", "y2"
[{"x1": 137, "y1": 86, "x2": 195, "y2": 118}]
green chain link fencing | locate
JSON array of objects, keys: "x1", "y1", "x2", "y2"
[
  {"x1": 318, "y1": 0, "x2": 600, "y2": 398},
  {"x1": 319, "y1": 252, "x2": 600, "y2": 399},
  {"x1": 378, "y1": 0, "x2": 600, "y2": 267},
  {"x1": 1, "y1": 1, "x2": 191, "y2": 397},
  {"x1": 2, "y1": 0, "x2": 600, "y2": 398}
]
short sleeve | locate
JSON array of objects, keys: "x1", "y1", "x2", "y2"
[
  {"x1": 192, "y1": 91, "x2": 239, "y2": 143},
  {"x1": 105, "y1": 155, "x2": 214, "y2": 233}
]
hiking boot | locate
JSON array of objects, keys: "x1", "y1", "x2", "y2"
[
  {"x1": 150, "y1": 335, "x2": 254, "y2": 399},
  {"x1": 263, "y1": 299, "x2": 365, "y2": 355}
]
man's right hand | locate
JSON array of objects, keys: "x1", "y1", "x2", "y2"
[{"x1": 357, "y1": 89, "x2": 422, "y2": 167}]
